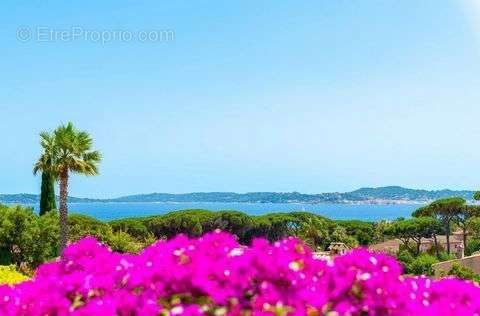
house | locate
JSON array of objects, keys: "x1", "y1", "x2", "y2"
[
  {"x1": 370, "y1": 231, "x2": 465, "y2": 258},
  {"x1": 419, "y1": 234, "x2": 463, "y2": 256},
  {"x1": 313, "y1": 242, "x2": 350, "y2": 259},
  {"x1": 369, "y1": 239, "x2": 400, "y2": 255},
  {"x1": 328, "y1": 242, "x2": 349, "y2": 256},
  {"x1": 432, "y1": 252, "x2": 480, "y2": 277}
]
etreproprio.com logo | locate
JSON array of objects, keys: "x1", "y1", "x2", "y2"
[{"x1": 16, "y1": 26, "x2": 175, "y2": 44}]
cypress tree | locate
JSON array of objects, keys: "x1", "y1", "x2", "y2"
[{"x1": 39, "y1": 171, "x2": 56, "y2": 215}]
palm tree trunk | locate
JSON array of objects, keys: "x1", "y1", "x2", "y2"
[{"x1": 59, "y1": 168, "x2": 69, "y2": 255}]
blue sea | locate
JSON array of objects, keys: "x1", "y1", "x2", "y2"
[{"x1": 25, "y1": 202, "x2": 421, "y2": 222}]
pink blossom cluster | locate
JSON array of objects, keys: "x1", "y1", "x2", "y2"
[{"x1": 1, "y1": 231, "x2": 480, "y2": 315}]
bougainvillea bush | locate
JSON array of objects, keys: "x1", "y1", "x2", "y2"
[{"x1": 1, "y1": 231, "x2": 480, "y2": 315}]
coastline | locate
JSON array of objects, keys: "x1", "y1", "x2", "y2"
[{"x1": 2, "y1": 199, "x2": 429, "y2": 205}]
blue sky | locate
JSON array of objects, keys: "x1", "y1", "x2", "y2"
[{"x1": 1, "y1": 1, "x2": 480, "y2": 197}]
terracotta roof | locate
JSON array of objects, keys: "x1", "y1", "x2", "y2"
[
  {"x1": 420, "y1": 235, "x2": 463, "y2": 245},
  {"x1": 370, "y1": 234, "x2": 464, "y2": 254},
  {"x1": 369, "y1": 240, "x2": 400, "y2": 252}
]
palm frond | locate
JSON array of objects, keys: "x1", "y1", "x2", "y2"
[{"x1": 35, "y1": 123, "x2": 101, "y2": 178}]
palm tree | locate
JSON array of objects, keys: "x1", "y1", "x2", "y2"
[{"x1": 34, "y1": 123, "x2": 102, "y2": 253}]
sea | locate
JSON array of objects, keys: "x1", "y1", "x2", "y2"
[{"x1": 23, "y1": 202, "x2": 421, "y2": 222}]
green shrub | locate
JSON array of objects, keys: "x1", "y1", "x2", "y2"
[
  {"x1": 330, "y1": 225, "x2": 359, "y2": 248},
  {"x1": 33, "y1": 210, "x2": 60, "y2": 265},
  {"x1": 0, "y1": 204, "x2": 415, "y2": 270},
  {"x1": 68, "y1": 213, "x2": 113, "y2": 244},
  {"x1": 109, "y1": 218, "x2": 149, "y2": 241},
  {"x1": 426, "y1": 243, "x2": 445, "y2": 256},
  {"x1": 145, "y1": 210, "x2": 215, "y2": 239},
  {"x1": 0, "y1": 205, "x2": 38, "y2": 265},
  {"x1": 0, "y1": 247, "x2": 11, "y2": 265},
  {"x1": 69, "y1": 214, "x2": 144, "y2": 253},
  {"x1": 465, "y1": 238, "x2": 480, "y2": 256},
  {"x1": 0, "y1": 205, "x2": 59, "y2": 267},
  {"x1": 107, "y1": 231, "x2": 143, "y2": 253},
  {"x1": 407, "y1": 254, "x2": 439, "y2": 276},
  {"x1": 211, "y1": 211, "x2": 254, "y2": 244},
  {"x1": 398, "y1": 242, "x2": 417, "y2": 255},
  {"x1": 396, "y1": 250, "x2": 414, "y2": 272},
  {"x1": 447, "y1": 263, "x2": 480, "y2": 281},
  {"x1": 251, "y1": 213, "x2": 302, "y2": 243},
  {"x1": 335, "y1": 220, "x2": 375, "y2": 245},
  {"x1": 437, "y1": 252, "x2": 456, "y2": 262},
  {"x1": 295, "y1": 217, "x2": 330, "y2": 250}
]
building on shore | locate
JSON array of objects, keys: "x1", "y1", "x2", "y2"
[
  {"x1": 328, "y1": 242, "x2": 350, "y2": 256},
  {"x1": 369, "y1": 231, "x2": 465, "y2": 258},
  {"x1": 314, "y1": 242, "x2": 350, "y2": 259},
  {"x1": 432, "y1": 253, "x2": 480, "y2": 277}
]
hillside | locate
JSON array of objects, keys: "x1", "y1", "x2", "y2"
[{"x1": 0, "y1": 186, "x2": 476, "y2": 204}]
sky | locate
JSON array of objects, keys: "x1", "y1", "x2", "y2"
[{"x1": 1, "y1": 0, "x2": 480, "y2": 198}]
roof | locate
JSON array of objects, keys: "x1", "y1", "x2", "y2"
[
  {"x1": 369, "y1": 239, "x2": 400, "y2": 252},
  {"x1": 328, "y1": 242, "x2": 349, "y2": 250},
  {"x1": 370, "y1": 235, "x2": 464, "y2": 253},
  {"x1": 432, "y1": 253, "x2": 480, "y2": 276},
  {"x1": 420, "y1": 235, "x2": 463, "y2": 245},
  {"x1": 313, "y1": 251, "x2": 330, "y2": 259}
]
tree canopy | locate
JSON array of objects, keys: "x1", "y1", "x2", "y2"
[{"x1": 413, "y1": 197, "x2": 466, "y2": 253}]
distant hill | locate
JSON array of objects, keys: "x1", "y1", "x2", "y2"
[
  {"x1": 0, "y1": 194, "x2": 39, "y2": 204},
  {"x1": 0, "y1": 186, "x2": 476, "y2": 205},
  {"x1": 0, "y1": 194, "x2": 100, "y2": 204},
  {"x1": 345, "y1": 186, "x2": 474, "y2": 202}
]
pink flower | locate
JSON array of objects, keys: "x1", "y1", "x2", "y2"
[{"x1": 1, "y1": 231, "x2": 480, "y2": 315}]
